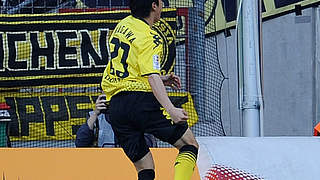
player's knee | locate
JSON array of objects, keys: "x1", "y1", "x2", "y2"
[
  {"x1": 138, "y1": 169, "x2": 155, "y2": 180},
  {"x1": 189, "y1": 138, "x2": 199, "y2": 149},
  {"x1": 174, "y1": 132, "x2": 199, "y2": 149},
  {"x1": 185, "y1": 137, "x2": 199, "y2": 149},
  {"x1": 183, "y1": 129, "x2": 199, "y2": 149},
  {"x1": 194, "y1": 140, "x2": 199, "y2": 149}
]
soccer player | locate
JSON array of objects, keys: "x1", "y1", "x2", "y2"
[{"x1": 101, "y1": 0, "x2": 199, "y2": 179}]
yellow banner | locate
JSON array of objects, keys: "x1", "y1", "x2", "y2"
[
  {"x1": 1, "y1": 91, "x2": 197, "y2": 141},
  {"x1": 0, "y1": 9, "x2": 176, "y2": 89}
]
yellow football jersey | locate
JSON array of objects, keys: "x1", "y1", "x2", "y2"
[{"x1": 101, "y1": 15, "x2": 163, "y2": 101}]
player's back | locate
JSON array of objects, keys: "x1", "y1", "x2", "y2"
[{"x1": 101, "y1": 15, "x2": 163, "y2": 101}]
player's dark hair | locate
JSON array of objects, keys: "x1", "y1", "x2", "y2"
[{"x1": 129, "y1": 0, "x2": 159, "y2": 18}]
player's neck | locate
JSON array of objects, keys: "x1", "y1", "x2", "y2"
[
  {"x1": 143, "y1": 16, "x2": 155, "y2": 28},
  {"x1": 143, "y1": 17, "x2": 153, "y2": 27}
]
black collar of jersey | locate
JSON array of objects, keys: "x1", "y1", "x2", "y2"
[{"x1": 132, "y1": 15, "x2": 150, "y2": 27}]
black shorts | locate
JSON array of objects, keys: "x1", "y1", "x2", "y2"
[{"x1": 109, "y1": 91, "x2": 188, "y2": 162}]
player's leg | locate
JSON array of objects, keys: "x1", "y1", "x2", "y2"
[
  {"x1": 146, "y1": 116, "x2": 198, "y2": 180},
  {"x1": 111, "y1": 122, "x2": 156, "y2": 180},
  {"x1": 110, "y1": 119, "x2": 155, "y2": 180},
  {"x1": 173, "y1": 128, "x2": 199, "y2": 180},
  {"x1": 109, "y1": 92, "x2": 156, "y2": 180},
  {"x1": 173, "y1": 128, "x2": 199, "y2": 149},
  {"x1": 137, "y1": 92, "x2": 199, "y2": 180},
  {"x1": 134, "y1": 152, "x2": 156, "y2": 180}
]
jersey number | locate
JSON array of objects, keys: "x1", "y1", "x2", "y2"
[{"x1": 110, "y1": 37, "x2": 130, "y2": 78}]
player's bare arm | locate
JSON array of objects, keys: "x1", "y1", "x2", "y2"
[{"x1": 148, "y1": 74, "x2": 188, "y2": 124}]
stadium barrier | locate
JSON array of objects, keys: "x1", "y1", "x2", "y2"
[
  {"x1": 2, "y1": 137, "x2": 320, "y2": 180},
  {"x1": 0, "y1": 148, "x2": 200, "y2": 180},
  {"x1": 197, "y1": 137, "x2": 320, "y2": 180}
]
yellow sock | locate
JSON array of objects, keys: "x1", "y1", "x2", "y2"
[{"x1": 174, "y1": 145, "x2": 198, "y2": 180}]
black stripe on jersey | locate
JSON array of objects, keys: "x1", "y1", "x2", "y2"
[
  {"x1": 0, "y1": 77, "x2": 102, "y2": 88},
  {"x1": 141, "y1": 72, "x2": 160, "y2": 77},
  {"x1": 0, "y1": 23, "x2": 117, "y2": 32}
]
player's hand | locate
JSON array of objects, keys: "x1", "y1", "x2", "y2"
[
  {"x1": 167, "y1": 107, "x2": 188, "y2": 124},
  {"x1": 94, "y1": 94, "x2": 108, "y2": 115},
  {"x1": 161, "y1": 73, "x2": 181, "y2": 90}
]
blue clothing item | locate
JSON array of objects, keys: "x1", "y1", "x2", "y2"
[
  {"x1": 97, "y1": 113, "x2": 115, "y2": 147},
  {"x1": 75, "y1": 112, "x2": 156, "y2": 147},
  {"x1": 75, "y1": 112, "x2": 115, "y2": 147},
  {"x1": 75, "y1": 123, "x2": 95, "y2": 147}
]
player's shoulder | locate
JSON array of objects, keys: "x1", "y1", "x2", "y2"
[
  {"x1": 144, "y1": 29, "x2": 163, "y2": 50},
  {"x1": 134, "y1": 23, "x2": 162, "y2": 49},
  {"x1": 115, "y1": 16, "x2": 162, "y2": 49},
  {"x1": 119, "y1": 16, "x2": 147, "y2": 31}
]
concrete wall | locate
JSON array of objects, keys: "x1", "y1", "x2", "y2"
[{"x1": 217, "y1": 6, "x2": 320, "y2": 136}]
